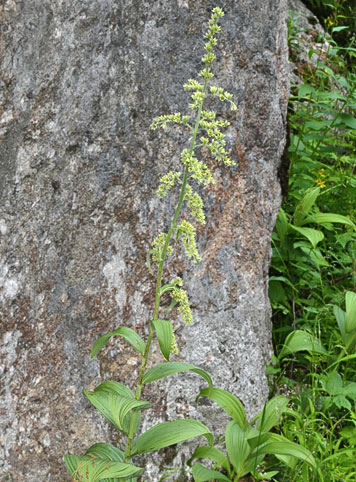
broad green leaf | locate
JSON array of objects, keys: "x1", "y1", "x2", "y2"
[
  {"x1": 143, "y1": 362, "x2": 212, "y2": 389},
  {"x1": 299, "y1": 246, "x2": 329, "y2": 268},
  {"x1": 325, "y1": 372, "x2": 343, "y2": 395},
  {"x1": 289, "y1": 225, "x2": 324, "y2": 248},
  {"x1": 334, "y1": 395, "x2": 351, "y2": 410},
  {"x1": 336, "y1": 113, "x2": 356, "y2": 129},
  {"x1": 293, "y1": 187, "x2": 320, "y2": 226},
  {"x1": 64, "y1": 454, "x2": 143, "y2": 482},
  {"x1": 152, "y1": 320, "x2": 173, "y2": 361},
  {"x1": 276, "y1": 208, "x2": 288, "y2": 243},
  {"x1": 253, "y1": 433, "x2": 315, "y2": 467},
  {"x1": 187, "y1": 446, "x2": 231, "y2": 472},
  {"x1": 279, "y1": 330, "x2": 327, "y2": 359},
  {"x1": 301, "y1": 213, "x2": 356, "y2": 230},
  {"x1": 343, "y1": 382, "x2": 356, "y2": 399},
  {"x1": 85, "y1": 443, "x2": 125, "y2": 482},
  {"x1": 333, "y1": 305, "x2": 346, "y2": 344},
  {"x1": 346, "y1": 291, "x2": 356, "y2": 333},
  {"x1": 298, "y1": 84, "x2": 315, "y2": 99},
  {"x1": 83, "y1": 382, "x2": 142, "y2": 434},
  {"x1": 108, "y1": 394, "x2": 151, "y2": 431},
  {"x1": 305, "y1": 120, "x2": 328, "y2": 130},
  {"x1": 196, "y1": 387, "x2": 246, "y2": 428},
  {"x1": 131, "y1": 420, "x2": 213, "y2": 455},
  {"x1": 225, "y1": 421, "x2": 250, "y2": 476},
  {"x1": 254, "y1": 396, "x2": 289, "y2": 432},
  {"x1": 90, "y1": 327, "x2": 145, "y2": 359},
  {"x1": 192, "y1": 463, "x2": 231, "y2": 482}
]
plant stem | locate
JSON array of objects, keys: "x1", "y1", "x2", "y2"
[{"x1": 123, "y1": 71, "x2": 210, "y2": 463}]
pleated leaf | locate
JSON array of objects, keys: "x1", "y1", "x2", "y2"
[
  {"x1": 251, "y1": 433, "x2": 316, "y2": 467},
  {"x1": 187, "y1": 446, "x2": 231, "y2": 472},
  {"x1": 254, "y1": 396, "x2": 289, "y2": 432},
  {"x1": 131, "y1": 420, "x2": 213, "y2": 455},
  {"x1": 192, "y1": 463, "x2": 231, "y2": 482},
  {"x1": 301, "y1": 212, "x2": 356, "y2": 230},
  {"x1": 108, "y1": 394, "x2": 151, "y2": 431},
  {"x1": 279, "y1": 330, "x2": 327, "y2": 358},
  {"x1": 142, "y1": 362, "x2": 212, "y2": 389},
  {"x1": 152, "y1": 320, "x2": 173, "y2": 361},
  {"x1": 346, "y1": 291, "x2": 356, "y2": 334},
  {"x1": 64, "y1": 454, "x2": 143, "y2": 482},
  {"x1": 196, "y1": 387, "x2": 246, "y2": 428},
  {"x1": 225, "y1": 421, "x2": 250, "y2": 476},
  {"x1": 83, "y1": 382, "x2": 144, "y2": 435},
  {"x1": 289, "y1": 225, "x2": 324, "y2": 248},
  {"x1": 90, "y1": 327, "x2": 145, "y2": 359},
  {"x1": 85, "y1": 443, "x2": 124, "y2": 482},
  {"x1": 293, "y1": 187, "x2": 320, "y2": 225}
]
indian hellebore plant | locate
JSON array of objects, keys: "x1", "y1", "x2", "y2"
[
  {"x1": 64, "y1": 8, "x2": 237, "y2": 481},
  {"x1": 63, "y1": 7, "x2": 316, "y2": 481}
]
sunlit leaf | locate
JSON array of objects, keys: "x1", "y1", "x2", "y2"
[
  {"x1": 301, "y1": 213, "x2": 356, "y2": 230},
  {"x1": 131, "y1": 420, "x2": 213, "y2": 455},
  {"x1": 279, "y1": 330, "x2": 327, "y2": 358},
  {"x1": 289, "y1": 225, "x2": 324, "y2": 248},
  {"x1": 191, "y1": 463, "x2": 231, "y2": 482},
  {"x1": 346, "y1": 291, "x2": 356, "y2": 333},
  {"x1": 187, "y1": 446, "x2": 230, "y2": 472},
  {"x1": 143, "y1": 362, "x2": 212, "y2": 389},
  {"x1": 225, "y1": 421, "x2": 250, "y2": 476},
  {"x1": 253, "y1": 396, "x2": 289, "y2": 432},
  {"x1": 90, "y1": 327, "x2": 145, "y2": 359},
  {"x1": 152, "y1": 320, "x2": 173, "y2": 361},
  {"x1": 196, "y1": 387, "x2": 246, "y2": 428}
]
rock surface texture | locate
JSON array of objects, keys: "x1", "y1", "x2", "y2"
[{"x1": 0, "y1": 0, "x2": 289, "y2": 480}]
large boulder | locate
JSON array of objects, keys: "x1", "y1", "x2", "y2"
[{"x1": 0, "y1": 0, "x2": 289, "y2": 480}]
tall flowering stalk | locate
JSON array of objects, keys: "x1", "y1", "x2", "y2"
[{"x1": 64, "y1": 8, "x2": 236, "y2": 481}]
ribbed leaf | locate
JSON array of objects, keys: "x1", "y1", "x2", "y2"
[
  {"x1": 346, "y1": 291, "x2": 356, "y2": 334},
  {"x1": 192, "y1": 463, "x2": 231, "y2": 482},
  {"x1": 152, "y1": 320, "x2": 173, "y2": 361},
  {"x1": 90, "y1": 327, "x2": 145, "y2": 359},
  {"x1": 334, "y1": 305, "x2": 346, "y2": 344},
  {"x1": 196, "y1": 387, "x2": 246, "y2": 428},
  {"x1": 254, "y1": 396, "x2": 289, "y2": 432},
  {"x1": 289, "y1": 225, "x2": 324, "y2": 248},
  {"x1": 131, "y1": 420, "x2": 213, "y2": 455},
  {"x1": 279, "y1": 330, "x2": 327, "y2": 358},
  {"x1": 252, "y1": 433, "x2": 316, "y2": 467},
  {"x1": 108, "y1": 394, "x2": 151, "y2": 431},
  {"x1": 142, "y1": 362, "x2": 212, "y2": 389},
  {"x1": 225, "y1": 421, "x2": 250, "y2": 476},
  {"x1": 293, "y1": 187, "x2": 320, "y2": 226},
  {"x1": 187, "y1": 446, "x2": 231, "y2": 472},
  {"x1": 301, "y1": 212, "x2": 356, "y2": 230},
  {"x1": 85, "y1": 443, "x2": 125, "y2": 482},
  {"x1": 83, "y1": 382, "x2": 144, "y2": 434},
  {"x1": 64, "y1": 454, "x2": 143, "y2": 482},
  {"x1": 276, "y1": 208, "x2": 289, "y2": 243}
]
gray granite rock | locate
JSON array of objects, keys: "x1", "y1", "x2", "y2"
[{"x1": 0, "y1": 0, "x2": 289, "y2": 480}]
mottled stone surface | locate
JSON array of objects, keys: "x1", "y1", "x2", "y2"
[{"x1": 0, "y1": 0, "x2": 289, "y2": 480}]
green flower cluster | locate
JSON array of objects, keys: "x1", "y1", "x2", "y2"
[
  {"x1": 156, "y1": 171, "x2": 182, "y2": 197},
  {"x1": 210, "y1": 86, "x2": 237, "y2": 110},
  {"x1": 181, "y1": 149, "x2": 214, "y2": 186},
  {"x1": 151, "y1": 232, "x2": 173, "y2": 263},
  {"x1": 184, "y1": 185, "x2": 205, "y2": 225},
  {"x1": 150, "y1": 113, "x2": 190, "y2": 130},
  {"x1": 171, "y1": 286, "x2": 193, "y2": 325},
  {"x1": 170, "y1": 332, "x2": 179, "y2": 355},
  {"x1": 177, "y1": 219, "x2": 200, "y2": 262}
]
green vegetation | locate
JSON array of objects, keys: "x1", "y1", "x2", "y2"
[
  {"x1": 63, "y1": 4, "x2": 356, "y2": 482},
  {"x1": 267, "y1": 4, "x2": 356, "y2": 481}
]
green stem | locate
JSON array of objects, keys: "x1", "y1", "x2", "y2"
[{"x1": 123, "y1": 69, "x2": 210, "y2": 463}]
